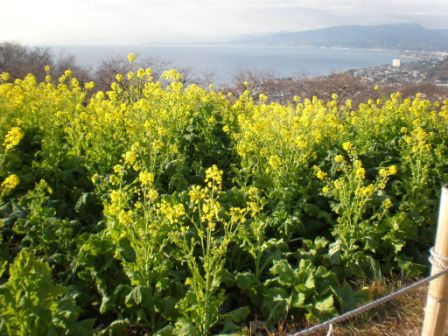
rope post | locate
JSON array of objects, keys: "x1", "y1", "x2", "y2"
[{"x1": 422, "y1": 185, "x2": 448, "y2": 336}]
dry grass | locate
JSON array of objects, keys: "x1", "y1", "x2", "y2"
[
  {"x1": 331, "y1": 284, "x2": 427, "y2": 336},
  {"x1": 264, "y1": 280, "x2": 429, "y2": 336}
]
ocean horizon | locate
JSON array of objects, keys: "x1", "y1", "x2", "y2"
[{"x1": 48, "y1": 44, "x2": 414, "y2": 84}]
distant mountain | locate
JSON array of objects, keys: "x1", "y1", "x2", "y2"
[{"x1": 230, "y1": 23, "x2": 448, "y2": 51}]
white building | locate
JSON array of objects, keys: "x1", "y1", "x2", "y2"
[{"x1": 392, "y1": 59, "x2": 401, "y2": 67}]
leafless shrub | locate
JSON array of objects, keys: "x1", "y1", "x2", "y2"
[
  {"x1": 0, "y1": 42, "x2": 92, "y2": 83},
  {"x1": 0, "y1": 42, "x2": 53, "y2": 81},
  {"x1": 93, "y1": 53, "x2": 189, "y2": 90}
]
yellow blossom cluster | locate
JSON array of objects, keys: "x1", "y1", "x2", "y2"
[
  {"x1": 205, "y1": 165, "x2": 223, "y2": 190},
  {"x1": 139, "y1": 171, "x2": 155, "y2": 186},
  {"x1": 3, "y1": 127, "x2": 24, "y2": 151},
  {"x1": 1, "y1": 174, "x2": 20, "y2": 191},
  {"x1": 1, "y1": 61, "x2": 448, "y2": 334},
  {"x1": 189, "y1": 185, "x2": 206, "y2": 204},
  {"x1": 159, "y1": 200, "x2": 185, "y2": 224}
]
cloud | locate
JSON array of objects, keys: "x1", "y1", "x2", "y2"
[{"x1": 1, "y1": 0, "x2": 447, "y2": 44}]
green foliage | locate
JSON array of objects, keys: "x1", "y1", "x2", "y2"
[
  {"x1": 0, "y1": 250, "x2": 93, "y2": 336},
  {"x1": 0, "y1": 70, "x2": 447, "y2": 335},
  {"x1": 262, "y1": 259, "x2": 338, "y2": 323}
]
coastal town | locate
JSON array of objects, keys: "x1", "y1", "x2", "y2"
[
  {"x1": 228, "y1": 51, "x2": 448, "y2": 104},
  {"x1": 348, "y1": 53, "x2": 448, "y2": 87}
]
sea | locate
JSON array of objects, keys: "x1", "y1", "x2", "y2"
[{"x1": 50, "y1": 44, "x2": 413, "y2": 85}]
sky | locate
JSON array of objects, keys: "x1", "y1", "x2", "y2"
[{"x1": 2, "y1": 0, "x2": 448, "y2": 45}]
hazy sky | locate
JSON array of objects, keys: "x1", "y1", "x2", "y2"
[{"x1": 2, "y1": 0, "x2": 448, "y2": 45}]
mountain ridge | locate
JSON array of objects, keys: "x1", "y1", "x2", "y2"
[{"x1": 229, "y1": 23, "x2": 448, "y2": 51}]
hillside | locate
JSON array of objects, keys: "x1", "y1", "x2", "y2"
[
  {"x1": 428, "y1": 57, "x2": 448, "y2": 81},
  {"x1": 0, "y1": 63, "x2": 446, "y2": 335},
  {"x1": 231, "y1": 23, "x2": 448, "y2": 51}
]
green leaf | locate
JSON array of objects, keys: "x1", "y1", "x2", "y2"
[
  {"x1": 222, "y1": 306, "x2": 250, "y2": 323},
  {"x1": 154, "y1": 324, "x2": 175, "y2": 336},
  {"x1": 234, "y1": 272, "x2": 258, "y2": 290},
  {"x1": 97, "y1": 319, "x2": 130, "y2": 336},
  {"x1": 305, "y1": 294, "x2": 337, "y2": 322},
  {"x1": 99, "y1": 295, "x2": 112, "y2": 314},
  {"x1": 261, "y1": 287, "x2": 290, "y2": 323},
  {"x1": 328, "y1": 242, "x2": 342, "y2": 265},
  {"x1": 291, "y1": 292, "x2": 306, "y2": 309},
  {"x1": 155, "y1": 296, "x2": 178, "y2": 320},
  {"x1": 304, "y1": 273, "x2": 315, "y2": 289},
  {"x1": 174, "y1": 318, "x2": 199, "y2": 336},
  {"x1": 270, "y1": 259, "x2": 295, "y2": 285},
  {"x1": 124, "y1": 286, "x2": 153, "y2": 311},
  {"x1": 68, "y1": 318, "x2": 96, "y2": 336},
  {"x1": 118, "y1": 237, "x2": 136, "y2": 262},
  {"x1": 315, "y1": 295, "x2": 335, "y2": 314}
]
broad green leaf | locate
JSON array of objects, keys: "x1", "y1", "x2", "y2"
[{"x1": 222, "y1": 306, "x2": 250, "y2": 323}]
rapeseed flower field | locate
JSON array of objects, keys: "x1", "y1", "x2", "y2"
[{"x1": 0, "y1": 55, "x2": 447, "y2": 335}]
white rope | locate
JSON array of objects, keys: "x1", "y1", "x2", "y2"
[{"x1": 289, "y1": 247, "x2": 448, "y2": 336}]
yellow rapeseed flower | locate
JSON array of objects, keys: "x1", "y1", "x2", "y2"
[
  {"x1": 379, "y1": 168, "x2": 388, "y2": 178},
  {"x1": 334, "y1": 180, "x2": 343, "y2": 190},
  {"x1": 205, "y1": 165, "x2": 223, "y2": 189},
  {"x1": 127, "y1": 52, "x2": 136, "y2": 63},
  {"x1": 139, "y1": 171, "x2": 155, "y2": 186},
  {"x1": 137, "y1": 69, "x2": 145, "y2": 78},
  {"x1": 361, "y1": 184, "x2": 375, "y2": 197},
  {"x1": 3, "y1": 127, "x2": 24, "y2": 150},
  {"x1": 342, "y1": 141, "x2": 353, "y2": 152},
  {"x1": 229, "y1": 207, "x2": 246, "y2": 224},
  {"x1": 356, "y1": 167, "x2": 366, "y2": 179},
  {"x1": 0, "y1": 72, "x2": 10, "y2": 81},
  {"x1": 207, "y1": 116, "x2": 217, "y2": 126},
  {"x1": 152, "y1": 140, "x2": 163, "y2": 151},
  {"x1": 113, "y1": 164, "x2": 124, "y2": 175},
  {"x1": 85, "y1": 81, "x2": 95, "y2": 90},
  {"x1": 268, "y1": 155, "x2": 281, "y2": 170},
  {"x1": 71, "y1": 78, "x2": 79, "y2": 88},
  {"x1": 159, "y1": 200, "x2": 185, "y2": 224},
  {"x1": 167, "y1": 144, "x2": 177, "y2": 154},
  {"x1": 124, "y1": 150, "x2": 137, "y2": 166},
  {"x1": 388, "y1": 165, "x2": 398, "y2": 175},
  {"x1": 189, "y1": 185, "x2": 205, "y2": 203},
  {"x1": 147, "y1": 189, "x2": 159, "y2": 201},
  {"x1": 118, "y1": 210, "x2": 133, "y2": 225},
  {"x1": 110, "y1": 175, "x2": 120, "y2": 185},
  {"x1": 383, "y1": 198, "x2": 393, "y2": 209},
  {"x1": 313, "y1": 166, "x2": 327, "y2": 180},
  {"x1": 1, "y1": 174, "x2": 20, "y2": 191},
  {"x1": 161, "y1": 69, "x2": 183, "y2": 82}
]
